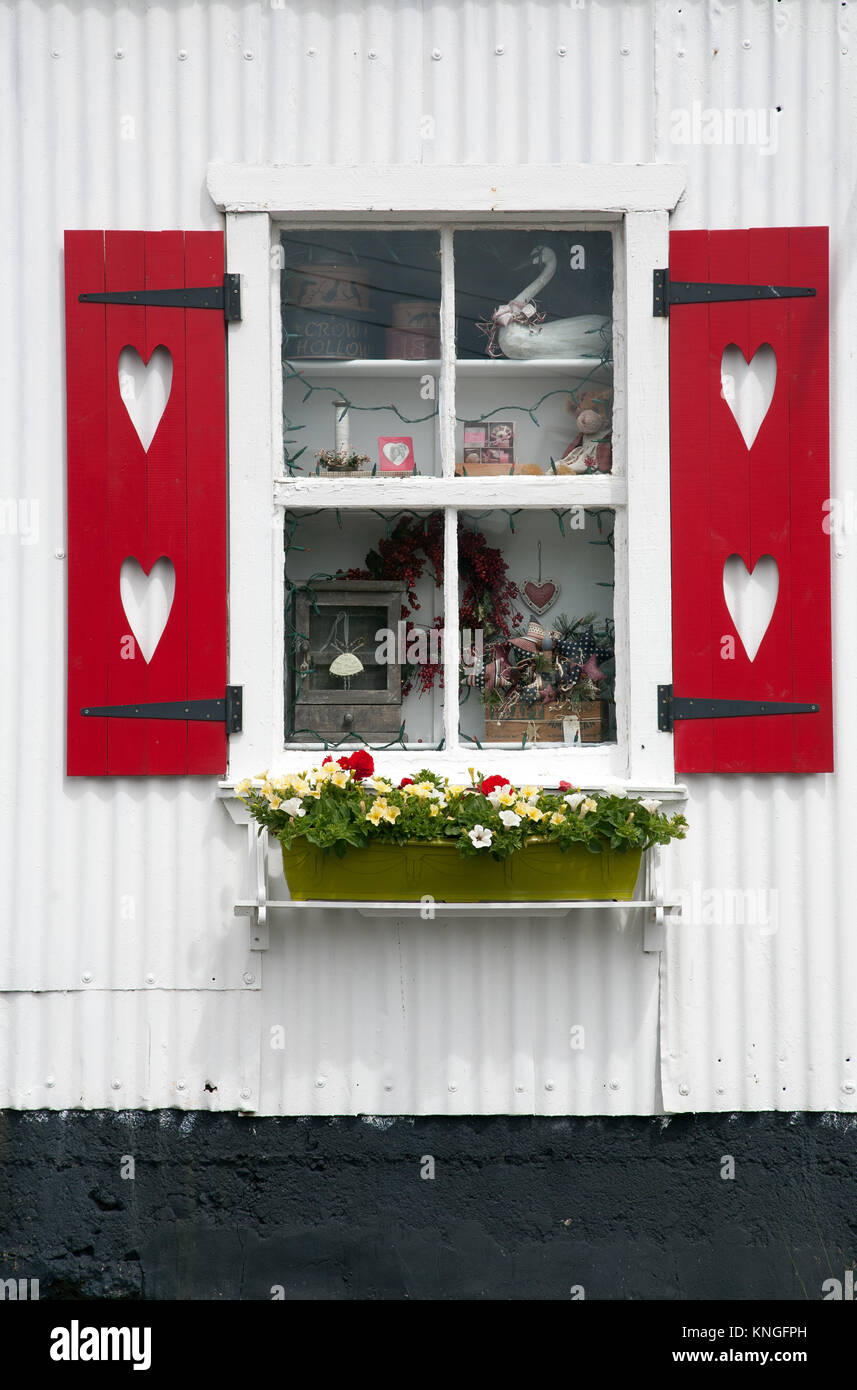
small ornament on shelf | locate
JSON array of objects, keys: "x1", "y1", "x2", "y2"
[
  {"x1": 315, "y1": 446, "x2": 373, "y2": 477},
  {"x1": 556, "y1": 389, "x2": 612, "y2": 475}
]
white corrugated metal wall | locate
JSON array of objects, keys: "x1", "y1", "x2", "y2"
[{"x1": 0, "y1": 0, "x2": 853, "y2": 1114}]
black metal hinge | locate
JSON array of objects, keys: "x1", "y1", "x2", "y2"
[
  {"x1": 79, "y1": 274, "x2": 242, "y2": 322},
  {"x1": 658, "y1": 685, "x2": 818, "y2": 733},
  {"x1": 653, "y1": 268, "x2": 815, "y2": 318},
  {"x1": 81, "y1": 686, "x2": 243, "y2": 733}
]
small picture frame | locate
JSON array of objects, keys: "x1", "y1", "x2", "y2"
[
  {"x1": 460, "y1": 420, "x2": 515, "y2": 468},
  {"x1": 378, "y1": 436, "x2": 416, "y2": 474}
]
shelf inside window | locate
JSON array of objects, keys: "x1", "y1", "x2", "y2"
[{"x1": 284, "y1": 357, "x2": 611, "y2": 380}]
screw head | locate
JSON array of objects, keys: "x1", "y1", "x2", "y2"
[
  {"x1": 111, "y1": 1079, "x2": 121, "y2": 1090},
  {"x1": 81, "y1": 972, "x2": 93, "y2": 984},
  {"x1": 45, "y1": 1077, "x2": 55, "y2": 1088},
  {"x1": 495, "y1": 44, "x2": 505, "y2": 55},
  {"x1": 243, "y1": 971, "x2": 255, "y2": 985},
  {"x1": 50, "y1": 48, "x2": 60, "y2": 58},
  {"x1": 368, "y1": 48, "x2": 378, "y2": 59},
  {"x1": 384, "y1": 1082, "x2": 394, "y2": 1091},
  {"x1": 431, "y1": 47, "x2": 442, "y2": 60},
  {"x1": 515, "y1": 1084, "x2": 525, "y2": 1092},
  {"x1": 240, "y1": 1087, "x2": 252, "y2": 1101},
  {"x1": 307, "y1": 46, "x2": 317, "y2": 56},
  {"x1": 742, "y1": 39, "x2": 751, "y2": 49},
  {"x1": 844, "y1": 1081, "x2": 855, "y2": 1094},
  {"x1": 178, "y1": 49, "x2": 188, "y2": 61},
  {"x1": 315, "y1": 1077, "x2": 325, "y2": 1088},
  {"x1": 609, "y1": 1079, "x2": 620, "y2": 1091},
  {"x1": 557, "y1": 45, "x2": 567, "y2": 56},
  {"x1": 55, "y1": 548, "x2": 65, "y2": 559},
  {"x1": 620, "y1": 44, "x2": 631, "y2": 55},
  {"x1": 145, "y1": 973, "x2": 156, "y2": 985},
  {"x1": 176, "y1": 1080, "x2": 186, "y2": 1091},
  {"x1": 544, "y1": 1079, "x2": 555, "y2": 1091},
  {"x1": 448, "y1": 1081, "x2": 458, "y2": 1092},
  {"x1": 114, "y1": 48, "x2": 125, "y2": 59},
  {"x1": 678, "y1": 1082, "x2": 690, "y2": 1096}
]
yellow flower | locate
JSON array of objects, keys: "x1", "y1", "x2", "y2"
[
  {"x1": 514, "y1": 802, "x2": 529, "y2": 816},
  {"x1": 370, "y1": 778, "x2": 393, "y2": 794},
  {"x1": 266, "y1": 793, "x2": 282, "y2": 810},
  {"x1": 329, "y1": 770, "x2": 350, "y2": 789},
  {"x1": 235, "y1": 778, "x2": 252, "y2": 798},
  {"x1": 447, "y1": 785, "x2": 466, "y2": 798},
  {"x1": 429, "y1": 804, "x2": 440, "y2": 817},
  {"x1": 550, "y1": 812, "x2": 565, "y2": 826},
  {"x1": 366, "y1": 805, "x2": 385, "y2": 825},
  {"x1": 579, "y1": 797, "x2": 597, "y2": 817},
  {"x1": 382, "y1": 805, "x2": 401, "y2": 824},
  {"x1": 521, "y1": 785, "x2": 540, "y2": 802},
  {"x1": 497, "y1": 790, "x2": 517, "y2": 808},
  {"x1": 524, "y1": 805, "x2": 545, "y2": 822}
]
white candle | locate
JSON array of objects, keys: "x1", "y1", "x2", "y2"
[{"x1": 334, "y1": 400, "x2": 350, "y2": 454}]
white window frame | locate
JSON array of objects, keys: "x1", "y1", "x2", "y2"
[{"x1": 208, "y1": 162, "x2": 686, "y2": 792}]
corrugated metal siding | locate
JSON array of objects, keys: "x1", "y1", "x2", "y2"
[{"x1": 0, "y1": 0, "x2": 853, "y2": 1113}]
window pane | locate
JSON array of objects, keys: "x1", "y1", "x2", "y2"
[
  {"x1": 281, "y1": 230, "x2": 443, "y2": 477},
  {"x1": 454, "y1": 231, "x2": 613, "y2": 480},
  {"x1": 456, "y1": 508, "x2": 616, "y2": 749},
  {"x1": 284, "y1": 509, "x2": 446, "y2": 749}
]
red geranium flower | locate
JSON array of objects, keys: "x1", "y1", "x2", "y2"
[
  {"x1": 480, "y1": 774, "x2": 511, "y2": 795},
  {"x1": 337, "y1": 750, "x2": 375, "y2": 781},
  {"x1": 399, "y1": 777, "x2": 414, "y2": 787},
  {"x1": 322, "y1": 756, "x2": 333, "y2": 765},
  {"x1": 558, "y1": 780, "x2": 573, "y2": 791}
]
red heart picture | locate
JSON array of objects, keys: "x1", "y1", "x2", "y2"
[{"x1": 521, "y1": 578, "x2": 560, "y2": 616}]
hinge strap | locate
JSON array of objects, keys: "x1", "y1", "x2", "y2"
[
  {"x1": 658, "y1": 685, "x2": 818, "y2": 732},
  {"x1": 81, "y1": 686, "x2": 243, "y2": 733},
  {"x1": 653, "y1": 268, "x2": 815, "y2": 317},
  {"x1": 79, "y1": 274, "x2": 241, "y2": 322}
]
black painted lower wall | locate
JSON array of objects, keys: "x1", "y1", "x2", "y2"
[{"x1": 0, "y1": 1111, "x2": 854, "y2": 1299}]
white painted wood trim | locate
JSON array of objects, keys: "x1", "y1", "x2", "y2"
[
  {"x1": 207, "y1": 163, "x2": 686, "y2": 216},
  {"x1": 439, "y1": 226, "x2": 456, "y2": 480},
  {"x1": 443, "y1": 507, "x2": 459, "y2": 750},
  {"x1": 273, "y1": 476, "x2": 628, "y2": 509},
  {"x1": 623, "y1": 211, "x2": 674, "y2": 785},
  {"x1": 225, "y1": 212, "x2": 277, "y2": 777}
]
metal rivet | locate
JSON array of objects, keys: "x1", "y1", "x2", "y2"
[
  {"x1": 243, "y1": 971, "x2": 255, "y2": 985},
  {"x1": 843, "y1": 1081, "x2": 855, "y2": 1094},
  {"x1": 243, "y1": 50, "x2": 254, "y2": 60},
  {"x1": 81, "y1": 972, "x2": 93, "y2": 984},
  {"x1": 240, "y1": 1088, "x2": 252, "y2": 1100},
  {"x1": 678, "y1": 1082, "x2": 690, "y2": 1096},
  {"x1": 315, "y1": 1077, "x2": 325, "y2": 1088},
  {"x1": 45, "y1": 1077, "x2": 55, "y2": 1088},
  {"x1": 495, "y1": 44, "x2": 505, "y2": 55},
  {"x1": 545, "y1": 1080, "x2": 555, "y2": 1091},
  {"x1": 114, "y1": 48, "x2": 125, "y2": 59},
  {"x1": 178, "y1": 49, "x2": 188, "y2": 61},
  {"x1": 431, "y1": 47, "x2": 442, "y2": 60},
  {"x1": 448, "y1": 1081, "x2": 458, "y2": 1091},
  {"x1": 55, "y1": 548, "x2": 65, "y2": 559},
  {"x1": 557, "y1": 45, "x2": 567, "y2": 56},
  {"x1": 145, "y1": 974, "x2": 156, "y2": 985},
  {"x1": 111, "y1": 1079, "x2": 121, "y2": 1090},
  {"x1": 176, "y1": 1080, "x2": 186, "y2": 1091}
]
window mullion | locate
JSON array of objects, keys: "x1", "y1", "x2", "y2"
[
  {"x1": 439, "y1": 226, "x2": 456, "y2": 479},
  {"x1": 443, "y1": 506, "x2": 460, "y2": 751}
]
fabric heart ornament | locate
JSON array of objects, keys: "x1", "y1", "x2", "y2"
[
  {"x1": 521, "y1": 578, "x2": 560, "y2": 616},
  {"x1": 119, "y1": 556, "x2": 176, "y2": 663},
  {"x1": 118, "y1": 345, "x2": 173, "y2": 452},
  {"x1": 722, "y1": 553, "x2": 779, "y2": 662}
]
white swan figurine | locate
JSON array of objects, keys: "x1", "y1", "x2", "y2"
[{"x1": 494, "y1": 246, "x2": 611, "y2": 360}]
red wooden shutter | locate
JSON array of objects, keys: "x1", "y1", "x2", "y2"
[
  {"x1": 668, "y1": 226, "x2": 832, "y2": 773},
  {"x1": 64, "y1": 230, "x2": 229, "y2": 775}
]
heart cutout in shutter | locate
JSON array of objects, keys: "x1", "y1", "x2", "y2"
[
  {"x1": 118, "y1": 345, "x2": 173, "y2": 452},
  {"x1": 722, "y1": 553, "x2": 779, "y2": 662},
  {"x1": 120, "y1": 556, "x2": 176, "y2": 664},
  {"x1": 720, "y1": 343, "x2": 777, "y2": 450}
]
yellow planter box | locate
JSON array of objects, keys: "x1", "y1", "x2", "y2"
[{"x1": 281, "y1": 838, "x2": 642, "y2": 903}]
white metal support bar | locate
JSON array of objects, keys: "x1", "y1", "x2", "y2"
[{"x1": 233, "y1": 845, "x2": 681, "y2": 950}]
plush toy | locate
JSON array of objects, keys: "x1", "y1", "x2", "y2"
[{"x1": 556, "y1": 389, "x2": 612, "y2": 475}]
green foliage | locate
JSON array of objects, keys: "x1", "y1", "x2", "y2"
[{"x1": 236, "y1": 766, "x2": 688, "y2": 863}]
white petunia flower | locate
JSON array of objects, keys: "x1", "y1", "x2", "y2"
[
  {"x1": 563, "y1": 792, "x2": 587, "y2": 810},
  {"x1": 281, "y1": 797, "x2": 306, "y2": 818},
  {"x1": 639, "y1": 797, "x2": 662, "y2": 814},
  {"x1": 499, "y1": 810, "x2": 522, "y2": 828},
  {"x1": 468, "y1": 824, "x2": 493, "y2": 849},
  {"x1": 601, "y1": 780, "x2": 628, "y2": 798}
]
